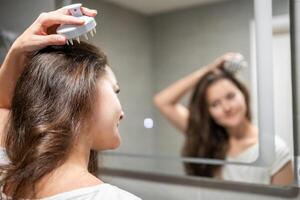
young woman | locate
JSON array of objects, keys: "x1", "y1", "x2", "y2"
[
  {"x1": 154, "y1": 53, "x2": 293, "y2": 185},
  {"x1": 0, "y1": 7, "x2": 140, "y2": 200}
]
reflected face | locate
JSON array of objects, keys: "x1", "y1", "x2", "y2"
[
  {"x1": 206, "y1": 79, "x2": 247, "y2": 128},
  {"x1": 88, "y1": 66, "x2": 124, "y2": 150}
]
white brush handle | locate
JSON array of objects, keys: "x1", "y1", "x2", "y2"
[
  {"x1": 223, "y1": 54, "x2": 247, "y2": 73},
  {"x1": 56, "y1": 3, "x2": 97, "y2": 43},
  {"x1": 63, "y1": 3, "x2": 83, "y2": 17}
]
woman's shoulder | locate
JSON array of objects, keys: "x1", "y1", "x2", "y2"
[
  {"x1": 0, "y1": 183, "x2": 142, "y2": 200},
  {"x1": 95, "y1": 184, "x2": 141, "y2": 200},
  {"x1": 270, "y1": 135, "x2": 292, "y2": 175},
  {"x1": 274, "y1": 135, "x2": 291, "y2": 159},
  {"x1": 274, "y1": 135, "x2": 289, "y2": 150},
  {"x1": 44, "y1": 183, "x2": 141, "y2": 200}
]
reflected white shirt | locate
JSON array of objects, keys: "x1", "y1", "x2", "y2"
[{"x1": 222, "y1": 135, "x2": 292, "y2": 184}]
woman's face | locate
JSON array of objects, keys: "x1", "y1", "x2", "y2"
[
  {"x1": 206, "y1": 79, "x2": 247, "y2": 129},
  {"x1": 88, "y1": 66, "x2": 124, "y2": 150}
]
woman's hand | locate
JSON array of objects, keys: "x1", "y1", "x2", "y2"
[
  {"x1": 207, "y1": 52, "x2": 243, "y2": 71},
  {"x1": 0, "y1": 6, "x2": 97, "y2": 109},
  {"x1": 11, "y1": 6, "x2": 97, "y2": 54}
]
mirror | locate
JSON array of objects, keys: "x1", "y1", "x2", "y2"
[{"x1": 79, "y1": 0, "x2": 294, "y2": 186}]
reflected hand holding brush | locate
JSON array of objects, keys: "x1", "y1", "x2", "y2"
[
  {"x1": 223, "y1": 54, "x2": 248, "y2": 74},
  {"x1": 56, "y1": 3, "x2": 97, "y2": 45}
]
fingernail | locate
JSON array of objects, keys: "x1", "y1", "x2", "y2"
[
  {"x1": 93, "y1": 9, "x2": 98, "y2": 14},
  {"x1": 59, "y1": 36, "x2": 66, "y2": 42}
]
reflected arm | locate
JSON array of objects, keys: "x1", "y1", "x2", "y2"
[{"x1": 153, "y1": 66, "x2": 212, "y2": 133}]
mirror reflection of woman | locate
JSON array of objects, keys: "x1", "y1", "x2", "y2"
[{"x1": 154, "y1": 53, "x2": 293, "y2": 185}]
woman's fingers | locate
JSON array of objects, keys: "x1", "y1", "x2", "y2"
[
  {"x1": 39, "y1": 34, "x2": 66, "y2": 46},
  {"x1": 11, "y1": 6, "x2": 97, "y2": 53},
  {"x1": 33, "y1": 7, "x2": 97, "y2": 33},
  {"x1": 35, "y1": 12, "x2": 84, "y2": 28},
  {"x1": 81, "y1": 7, "x2": 98, "y2": 17},
  {"x1": 55, "y1": 6, "x2": 97, "y2": 17},
  {"x1": 21, "y1": 35, "x2": 66, "y2": 52},
  {"x1": 211, "y1": 52, "x2": 243, "y2": 70},
  {"x1": 222, "y1": 52, "x2": 241, "y2": 61}
]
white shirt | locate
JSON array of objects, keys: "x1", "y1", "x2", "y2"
[
  {"x1": 0, "y1": 148, "x2": 141, "y2": 200},
  {"x1": 222, "y1": 135, "x2": 292, "y2": 184},
  {"x1": 0, "y1": 183, "x2": 141, "y2": 200}
]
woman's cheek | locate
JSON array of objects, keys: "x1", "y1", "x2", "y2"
[{"x1": 209, "y1": 107, "x2": 223, "y2": 122}]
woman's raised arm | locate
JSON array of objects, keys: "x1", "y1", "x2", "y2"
[{"x1": 0, "y1": 7, "x2": 97, "y2": 109}]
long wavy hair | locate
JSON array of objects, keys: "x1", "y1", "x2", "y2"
[
  {"x1": 0, "y1": 42, "x2": 108, "y2": 199},
  {"x1": 182, "y1": 68, "x2": 251, "y2": 177}
]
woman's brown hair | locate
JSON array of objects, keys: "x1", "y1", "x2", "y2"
[
  {"x1": 182, "y1": 68, "x2": 251, "y2": 177},
  {"x1": 0, "y1": 42, "x2": 108, "y2": 199}
]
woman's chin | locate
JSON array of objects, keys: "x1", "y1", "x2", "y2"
[
  {"x1": 111, "y1": 133, "x2": 121, "y2": 149},
  {"x1": 112, "y1": 139, "x2": 121, "y2": 149},
  {"x1": 93, "y1": 134, "x2": 121, "y2": 150},
  {"x1": 222, "y1": 119, "x2": 243, "y2": 129}
]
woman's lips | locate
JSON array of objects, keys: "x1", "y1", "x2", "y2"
[{"x1": 225, "y1": 110, "x2": 239, "y2": 119}]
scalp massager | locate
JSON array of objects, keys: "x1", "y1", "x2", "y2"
[
  {"x1": 56, "y1": 3, "x2": 97, "y2": 45},
  {"x1": 224, "y1": 54, "x2": 248, "y2": 74}
]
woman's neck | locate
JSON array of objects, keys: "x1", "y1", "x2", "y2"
[
  {"x1": 226, "y1": 119, "x2": 256, "y2": 140},
  {"x1": 35, "y1": 134, "x2": 102, "y2": 198},
  {"x1": 64, "y1": 135, "x2": 91, "y2": 170},
  {"x1": 225, "y1": 119, "x2": 258, "y2": 157}
]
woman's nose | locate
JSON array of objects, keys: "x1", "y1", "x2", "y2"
[
  {"x1": 222, "y1": 103, "x2": 231, "y2": 112},
  {"x1": 120, "y1": 111, "x2": 125, "y2": 120}
]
